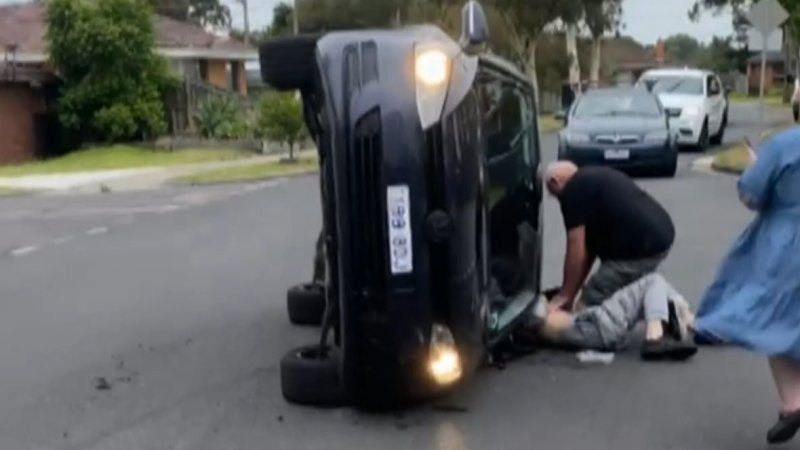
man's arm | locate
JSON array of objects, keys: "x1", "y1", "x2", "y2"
[{"x1": 560, "y1": 226, "x2": 594, "y2": 304}]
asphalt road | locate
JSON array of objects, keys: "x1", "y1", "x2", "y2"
[{"x1": 0, "y1": 103, "x2": 792, "y2": 450}]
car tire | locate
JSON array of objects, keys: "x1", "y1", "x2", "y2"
[
  {"x1": 695, "y1": 119, "x2": 710, "y2": 152},
  {"x1": 657, "y1": 157, "x2": 678, "y2": 178},
  {"x1": 280, "y1": 345, "x2": 344, "y2": 406},
  {"x1": 259, "y1": 34, "x2": 321, "y2": 91},
  {"x1": 710, "y1": 112, "x2": 726, "y2": 146},
  {"x1": 287, "y1": 283, "x2": 325, "y2": 326}
]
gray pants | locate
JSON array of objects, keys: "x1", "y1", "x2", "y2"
[
  {"x1": 558, "y1": 273, "x2": 680, "y2": 351},
  {"x1": 580, "y1": 252, "x2": 668, "y2": 307}
]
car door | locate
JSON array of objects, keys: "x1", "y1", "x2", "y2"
[{"x1": 706, "y1": 74, "x2": 724, "y2": 133}]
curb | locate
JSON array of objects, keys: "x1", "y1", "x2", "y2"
[{"x1": 174, "y1": 167, "x2": 319, "y2": 187}]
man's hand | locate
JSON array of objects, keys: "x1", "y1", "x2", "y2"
[{"x1": 548, "y1": 294, "x2": 573, "y2": 313}]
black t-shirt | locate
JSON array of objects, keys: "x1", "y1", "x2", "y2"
[{"x1": 559, "y1": 167, "x2": 675, "y2": 260}]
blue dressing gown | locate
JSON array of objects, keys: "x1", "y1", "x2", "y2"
[{"x1": 695, "y1": 127, "x2": 800, "y2": 359}]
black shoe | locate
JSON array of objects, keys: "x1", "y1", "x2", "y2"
[
  {"x1": 767, "y1": 410, "x2": 800, "y2": 444},
  {"x1": 641, "y1": 337, "x2": 698, "y2": 361}
]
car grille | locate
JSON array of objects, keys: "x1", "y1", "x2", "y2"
[
  {"x1": 348, "y1": 107, "x2": 386, "y2": 303},
  {"x1": 594, "y1": 134, "x2": 641, "y2": 145}
]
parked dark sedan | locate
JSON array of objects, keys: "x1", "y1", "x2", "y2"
[{"x1": 557, "y1": 87, "x2": 678, "y2": 177}]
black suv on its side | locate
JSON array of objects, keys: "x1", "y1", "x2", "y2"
[{"x1": 262, "y1": 1, "x2": 544, "y2": 408}]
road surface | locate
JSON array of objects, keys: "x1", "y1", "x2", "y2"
[{"x1": 0, "y1": 103, "x2": 790, "y2": 450}]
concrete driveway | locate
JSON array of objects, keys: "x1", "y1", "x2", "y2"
[{"x1": 0, "y1": 102, "x2": 790, "y2": 450}]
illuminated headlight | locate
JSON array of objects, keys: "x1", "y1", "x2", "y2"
[
  {"x1": 566, "y1": 132, "x2": 590, "y2": 144},
  {"x1": 414, "y1": 44, "x2": 453, "y2": 130},
  {"x1": 681, "y1": 105, "x2": 701, "y2": 117},
  {"x1": 644, "y1": 130, "x2": 669, "y2": 143},
  {"x1": 428, "y1": 324, "x2": 462, "y2": 386}
]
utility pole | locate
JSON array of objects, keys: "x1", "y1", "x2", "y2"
[{"x1": 237, "y1": 0, "x2": 251, "y2": 45}]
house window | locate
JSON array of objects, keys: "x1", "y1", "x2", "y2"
[{"x1": 199, "y1": 60, "x2": 209, "y2": 82}]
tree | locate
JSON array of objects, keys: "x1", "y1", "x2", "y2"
[
  {"x1": 147, "y1": 0, "x2": 231, "y2": 27},
  {"x1": 664, "y1": 33, "x2": 703, "y2": 63},
  {"x1": 46, "y1": 0, "x2": 175, "y2": 143},
  {"x1": 257, "y1": 92, "x2": 306, "y2": 161},
  {"x1": 558, "y1": 0, "x2": 584, "y2": 93},
  {"x1": 583, "y1": 0, "x2": 623, "y2": 87}
]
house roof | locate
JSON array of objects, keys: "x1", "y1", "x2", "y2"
[
  {"x1": 0, "y1": 1, "x2": 257, "y2": 62},
  {"x1": 747, "y1": 50, "x2": 784, "y2": 64}
]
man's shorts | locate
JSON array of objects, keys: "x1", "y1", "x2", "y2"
[{"x1": 580, "y1": 251, "x2": 668, "y2": 307}]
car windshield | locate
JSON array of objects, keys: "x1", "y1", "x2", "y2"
[
  {"x1": 641, "y1": 75, "x2": 704, "y2": 95},
  {"x1": 573, "y1": 91, "x2": 662, "y2": 118}
]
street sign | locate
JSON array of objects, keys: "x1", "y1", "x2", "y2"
[
  {"x1": 747, "y1": 0, "x2": 789, "y2": 37},
  {"x1": 746, "y1": 0, "x2": 789, "y2": 141}
]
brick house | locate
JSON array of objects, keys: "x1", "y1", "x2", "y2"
[
  {"x1": 746, "y1": 50, "x2": 786, "y2": 95},
  {"x1": 0, "y1": 2, "x2": 257, "y2": 164}
]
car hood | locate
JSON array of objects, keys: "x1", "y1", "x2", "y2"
[
  {"x1": 655, "y1": 93, "x2": 704, "y2": 109},
  {"x1": 566, "y1": 116, "x2": 666, "y2": 135}
]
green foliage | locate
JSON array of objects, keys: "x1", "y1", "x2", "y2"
[
  {"x1": 46, "y1": 0, "x2": 176, "y2": 143},
  {"x1": 257, "y1": 92, "x2": 306, "y2": 158},
  {"x1": 195, "y1": 95, "x2": 251, "y2": 140}
]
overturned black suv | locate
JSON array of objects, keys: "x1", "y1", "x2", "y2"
[{"x1": 261, "y1": 1, "x2": 545, "y2": 408}]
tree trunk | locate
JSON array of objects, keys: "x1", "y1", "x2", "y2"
[
  {"x1": 289, "y1": 141, "x2": 295, "y2": 161},
  {"x1": 525, "y1": 39, "x2": 540, "y2": 106},
  {"x1": 565, "y1": 23, "x2": 581, "y2": 94},
  {"x1": 589, "y1": 35, "x2": 602, "y2": 88}
]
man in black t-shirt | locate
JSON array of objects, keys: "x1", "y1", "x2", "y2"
[{"x1": 544, "y1": 162, "x2": 675, "y2": 314}]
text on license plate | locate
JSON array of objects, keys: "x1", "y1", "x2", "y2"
[
  {"x1": 604, "y1": 149, "x2": 630, "y2": 160},
  {"x1": 387, "y1": 185, "x2": 413, "y2": 275}
]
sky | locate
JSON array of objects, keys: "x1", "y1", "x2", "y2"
[
  {"x1": 0, "y1": 0, "x2": 735, "y2": 45},
  {"x1": 231, "y1": 0, "x2": 736, "y2": 45}
]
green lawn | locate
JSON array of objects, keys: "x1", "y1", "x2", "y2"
[
  {"x1": 539, "y1": 115, "x2": 563, "y2": 133},
  {"x1": 0, "y1": 187, "x2": 25, "y2": 196},
  {"x1": 727, "y1": 92, "x2": 785, "y2": 106},
  {"x1": 0, "y1": 145, "x2": 253, "y2": 178},
  {"x1": 711, "y1": 125, "x2": 797, "y2": 174},
  {"x1": 177, "y1": 156, "x2": 319, "y2": 185}
]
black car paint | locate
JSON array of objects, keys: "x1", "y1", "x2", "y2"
[
  {"x1": 558, "y1": 90, "x2": 678, "y2": 173},
  {"x1": 305, "y1": 27, "x2": 542, "y2": 402}
]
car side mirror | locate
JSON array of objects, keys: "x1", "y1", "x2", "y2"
[{"x1": 459, "y1": 1, "x2": 490, "y2": 48}]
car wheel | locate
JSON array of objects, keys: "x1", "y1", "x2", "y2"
[
  {"x1": 259, "y1": 34, "x2": 321, "y2": 91},
  {"x1": 695, "y1": 119, "x2": 710, "y2": 152},
  {"x1": 287, "y1": 283, "x2": 325, "y2": 326},
  {"x1": 710, "y1": 113, "x2": 726, "y2": 146},
  {"x1": 280, "y1": 345, "x2": 344, "y2": 406}
]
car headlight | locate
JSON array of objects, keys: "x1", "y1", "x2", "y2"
[
  {"x1": 681, "y1": 105, "x2": 701, "y2": 117},
  {"x1": 415, "y1": 44, "x2": 453, "y2": 130},
  {"x1": 566, "y1": 132, "x2": 590, "y2": 144},
  {"x1": 644, "y1": 130, "x2": 669, "y2": 143}
]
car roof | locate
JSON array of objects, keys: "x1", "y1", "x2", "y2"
[
  {"x1": 582, "y1": 86, "x2": 653, "y2": 97},
  {"x1": 640, "y1": 67, "x2": 713, "y2": 78}
]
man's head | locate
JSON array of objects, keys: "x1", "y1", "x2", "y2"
[{"x1": 544, "y1": 161, "x2": 579, "y2": 197}]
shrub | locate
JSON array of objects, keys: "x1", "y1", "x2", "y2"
[
  {"x1": 194, "y1": 95, "x2": 250, "y2": 140},
  {"x1": 257, "y1": 91, "x2": 306, "y2": 160}
]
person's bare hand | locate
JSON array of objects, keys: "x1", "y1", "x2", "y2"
[{"x1": 548, "y1": 294, "x2": 572, "y2": 313}]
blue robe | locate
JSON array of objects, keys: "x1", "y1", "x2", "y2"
[{"x1": 695, "y1": 127, "x2": 800, "y2": 359}]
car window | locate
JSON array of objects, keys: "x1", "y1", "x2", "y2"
[
  {"x1": 573, "y1": 91, "x2": 662, "y2": 118},
  {"x1": 707, "y1": 76, "x2": 721, "y2": 96},
  {"x1": 641, "y1": 75, "x2": 704, "y2": 96}
]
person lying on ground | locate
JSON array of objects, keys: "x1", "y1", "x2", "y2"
[{"x1": 525, "y1": 273, "x2": 698, "y2": 361}]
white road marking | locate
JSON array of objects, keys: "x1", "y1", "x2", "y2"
[
  {"x1": 10, "y1": 246, "x2": 38, "y2": 257},
  {"x1": 85, "y1": 227, "x2": 109, "y2": 235},
  {"x1": 51, "y1": 235, "x2": 76, "y2": 245}
]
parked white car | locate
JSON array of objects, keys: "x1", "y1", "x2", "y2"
[{"x1": 637, "y1": 68, "x2": 728, "y2": 150}]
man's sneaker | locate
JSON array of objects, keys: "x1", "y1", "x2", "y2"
[
  {"x1": 666, "y1": 296, "x2": 695, "y2": 342},
  {"x1": 641, "y1": 337, "x2": 698, "y2": 362}
]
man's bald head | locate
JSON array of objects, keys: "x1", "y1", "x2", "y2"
[{"x1": 544, "y1": 161, "x2": 579, "y2": 197}]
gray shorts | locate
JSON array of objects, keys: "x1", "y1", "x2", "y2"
[{"x1": 580, "y1": 251, "x2": 668, "y2": 307}]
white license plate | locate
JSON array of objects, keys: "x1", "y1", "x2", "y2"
[
  {"x1": 604, "y1": 149, "x2": 630, "y2": 160},
  {"x1": 387, "y1": 185, "x2": 413, "y2": 275}
]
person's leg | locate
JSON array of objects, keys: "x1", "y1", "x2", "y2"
[
  {"x1": 767, "y1": 357, "x2": 800, "y2": 443},
  {"x1": 580, "y1": 252, "x2": 668, "y2": 307}
]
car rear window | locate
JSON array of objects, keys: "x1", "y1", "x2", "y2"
[
  {"x1": 641, "y1": 75, "x2": 704, "y2": 95},
  {"x1": 573, "y1": 92, "x2": 662, "y2": 118}
]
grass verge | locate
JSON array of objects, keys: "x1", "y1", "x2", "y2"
[
  {"x1": 177, "y1": 156, "x2": 319, "y2": 185},
  {"x1": 727, "y1": 92, "x2": 785, "y2": 106},
  {"x1": 539, "y1": 115, "x2": 563, "y2": 133},
  {"x1": 0, "y1": 145, "x2": 252, "y2": 178},
  {"x1": 0, "y1": 187, "x2": 26, "y2": 197}
]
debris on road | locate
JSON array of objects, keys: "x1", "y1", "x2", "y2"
[
  {"x1": 576, "y1": 350, "x2": 615, "y2": 365},
  {"x1": 94, "y1": 377, "x2": 112, "y2": 391}
]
